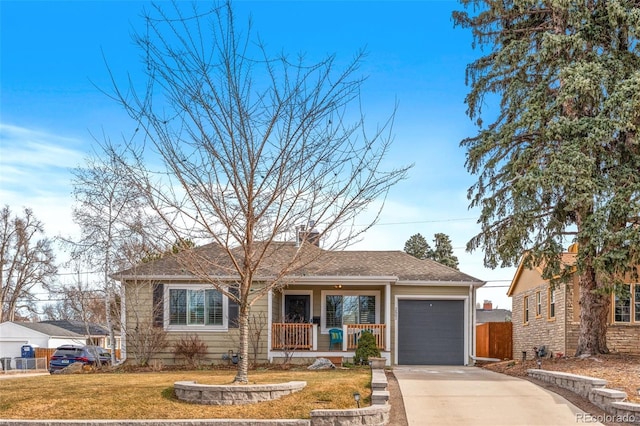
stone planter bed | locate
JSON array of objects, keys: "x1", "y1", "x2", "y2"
[{"x1": 174, "y1": 380, "x2": 307, "y2": 405}]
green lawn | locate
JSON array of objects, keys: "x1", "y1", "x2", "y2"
[{"x1": 0, "y1": 368, "x2": 371, "y2": 420}]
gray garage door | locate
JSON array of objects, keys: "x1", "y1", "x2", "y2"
[{"x1": 398, "y1": 299, "x2": 464, "y2": 365}]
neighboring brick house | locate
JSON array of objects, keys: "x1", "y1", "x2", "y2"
[{"x1": 507, "y1": 247, "x2": 640, "y2": 359}]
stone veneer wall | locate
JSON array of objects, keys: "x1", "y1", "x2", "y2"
[
  {"x1": 607, "y1": 324, "x2": 640, "y2": 354},
  {"x1": 512, "y1": 283, "x2": 568, "y2": 360},
  {"x1": 514, "y1": 278, "x2": 640, "y2": 357}
]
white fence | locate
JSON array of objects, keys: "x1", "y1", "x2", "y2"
[{"x1": 0, "y1": 357, "x2": 47, "y2": 373}]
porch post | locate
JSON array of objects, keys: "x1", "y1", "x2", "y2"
[
  {"x1": 267, "y1": 289, "x2": 273, "y2": 362},
  {"x1": 342, "y1": 324, "x2": 348, "y2": 351},
  {"x1": 312, "y1": 324, "x2": 318, "y2": 351},
  {"x1": 385, "y1": 283, "x2": 391, "y2": 351}
]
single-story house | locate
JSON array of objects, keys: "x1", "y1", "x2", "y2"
[
  {"x1": 0, "y1": 320, "x2": 120, "y2": 359},
  {"x1": 114, "y1": 241, "x2": 485, "y2": 366},
  {"x1": 507, "y1": 246, "x2": 640, "y2": 359}
]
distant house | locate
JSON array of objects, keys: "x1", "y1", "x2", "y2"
[
  {"x1": 475, "y1": 300, "x2": 511, "y2": 324},
  {"x1": 114, "y1": 241, "x2": 485, "y2": 366},
  {"x1": 0, "y1": 320, "x2": 120, "y2": 359},
  {"x1": 507, "y1": 246, "x2": 640, "y2": 359}
]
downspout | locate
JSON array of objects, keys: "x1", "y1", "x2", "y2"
[
  {"x1": 470, "y1": 284, "x2": 475, "y2": 365},
  {"x1": 119, "y1": 282, "x2": 126, "y2": 364}
]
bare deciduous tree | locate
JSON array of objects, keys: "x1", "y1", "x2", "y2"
[
  {"x1": 67, "y1": 142, "x2": 151, "y2": 364},
  {"x1": 108, "y1": 1, "x2": 410, "y2": 383},
  {"x1": 0, "y1": 205, "x2": 57, "y2": 321}
]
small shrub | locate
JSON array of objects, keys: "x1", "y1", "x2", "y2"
[
  {"x1": 173, "y1": 334, "x2": 208, "y2": 368},
  {"x1": 354, "y1": 331, "x2": 380, "y2": 365}
]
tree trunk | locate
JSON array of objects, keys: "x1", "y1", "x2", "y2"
[
  {"x1": 234, "y1": 302, "x2": 250, "y2": 384},
  {"x1": 575, "y1": 266, "x2": 610, "y2": 356}
]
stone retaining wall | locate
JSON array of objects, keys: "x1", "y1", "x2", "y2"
[
  {"x1": 528, "y1": 369, "x2": 640, "y2": 425},
  {"x1": 174, "y1": 381, "x2": 306, "y2": 405}
]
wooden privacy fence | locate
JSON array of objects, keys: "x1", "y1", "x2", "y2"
[{"x1": 476, "y1": 322, "x2": 512, "y2": 360}]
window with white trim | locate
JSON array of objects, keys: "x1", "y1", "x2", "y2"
[
  {"x1": 613, "y1": 283, "x2": 640, "y2": 323},
  {"x1": 548, "y1": 288, "x2": 556, "y2": 319},
  {"x1": 321, "y1": 290, "x2": 379, "y2": 332},
  {"x1": 165, "y1": 284, "x2": 228, "y2": 330}
]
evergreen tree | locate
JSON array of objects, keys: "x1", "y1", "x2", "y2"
[
  {"x1": 454, "y1": 1, "x2": 640, "y2": 355},
  {"x1": 403, "y1": 233, "x2": 432, "y2": 260},
  {"x1": 431, "y1": 233, "x2": 459, "y2": 270}
]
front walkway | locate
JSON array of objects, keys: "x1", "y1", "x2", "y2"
[{"x1": 394, "y1": 365, "x2": 604, "y2": 426}]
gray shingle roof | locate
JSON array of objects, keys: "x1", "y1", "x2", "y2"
[
  {"x1": 115, "y1": 241, "x2": 483, "y2": 283},
  {"x1": 15, "y1": 322, "x2": 82, "y2": 337},
  {"x1": 40, "y1": 320, "x2": 110, "y2": 336}
]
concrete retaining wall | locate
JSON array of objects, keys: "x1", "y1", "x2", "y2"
[{"x1": 528, "y1": 369, "x2": 640, "y2": 425}]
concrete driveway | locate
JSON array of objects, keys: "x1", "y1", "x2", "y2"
[{"x1": 394, "y1": 365, "x2": 604, "y2": 426}]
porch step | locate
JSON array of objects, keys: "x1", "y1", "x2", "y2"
[{"x1": 324, "y1": 356, "x2": 343, "y2": 367}]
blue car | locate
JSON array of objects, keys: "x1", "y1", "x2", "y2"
[{"x1": 48, "y1": 345, "x2": 112, "y2": 374}]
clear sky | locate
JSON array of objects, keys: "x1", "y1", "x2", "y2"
[{"x1": 0, "y1": 1, "x2": 514, "y2": 310}]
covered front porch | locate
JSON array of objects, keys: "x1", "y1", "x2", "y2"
[{"x1": 266, "y1": 280, "x2": 393, "y2": 365}]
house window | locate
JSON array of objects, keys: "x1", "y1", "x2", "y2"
[
  {"x1": 523, "y1": 296, "x2": 529, "y2": 323},
  {"x1": 166, "y1": 285, "x2": 227, "y2": 330},
  {"x1": 613, "y1": 284, "x2": 640, "y2": 324},
  {"x1": 548, "y1": 288, "x2": 555, "y2": 319},
  {"x1": 321, "y1": 290, "x2": 379, "y2": 332},
  {"x1": 535, "y1": 291, "x2": 542, "y2": 317},
  {"x1": 636, "y1": 284, "x2": 640, "y2": 322}
]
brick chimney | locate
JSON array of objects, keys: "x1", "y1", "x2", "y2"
[
  {"x1": 296, "y1": 221, "x2": 320, "y2": 247},
  {"x1": 483, "y1": 300, "x2": 493, "y2": 310}
]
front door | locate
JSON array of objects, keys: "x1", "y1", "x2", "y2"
[{"x1": 284, "y1": 294, "x2": 310, "y2": 323}]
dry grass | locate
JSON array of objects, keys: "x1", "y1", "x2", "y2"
[{"x1": 0, "y1": 367, "x2": 371, "y2": 420}]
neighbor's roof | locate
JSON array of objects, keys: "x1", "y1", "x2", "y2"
[
  {"x1": 114, "y1": 241, "x2": 483, "y2": 284},
  {"x1": 476, "y1": 309, "x2": 512, "y2": 323},
  {"x1": 14, "y1": 322, "x2": 83, "y2": 338},
  {"x1": 39, "y1": 320, "x2": 111, "y2": 336}
]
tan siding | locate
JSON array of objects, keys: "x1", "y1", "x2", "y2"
[
  {"x1": 124, "y1": 281, "x2": 270, "y2": 366},
  {"x1": 125, "y1": 280, "x2": 155, "y2": 328}
]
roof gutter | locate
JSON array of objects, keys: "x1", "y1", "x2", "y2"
[{"x1": 400, "y1": 280, "x2": 486, "y2": 287}]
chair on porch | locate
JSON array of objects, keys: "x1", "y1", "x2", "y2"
[{"x1": 328, "y1": 328, "x2": 343, "y2": 350}]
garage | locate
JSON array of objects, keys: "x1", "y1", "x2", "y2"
[{"x1": 397, "y1": 299, "x2": 465, "y2": 365}]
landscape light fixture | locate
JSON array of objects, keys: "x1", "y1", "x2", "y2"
[
  {"x1": 353, "y1": 391, "x2": 360, "y2": 408},
  {"x1": 536, "y1": 358, "x2": 542, "y2": 369}
]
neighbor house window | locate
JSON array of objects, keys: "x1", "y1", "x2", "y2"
[
  {"x1": 166, "y1": 285, "x2": 227, "y2": 330},
  {"x1": 523, "y1": 296, "x2": 530, "y2": 323},
  {"x1": 613, "y1": 284, "x2": 640, "y2": 324},
  {"x1": 535, "y1": 291, "x2": 542, "y2": 317},
  {"x1": 321, "y1": 291, "x2": 379, "y2": 332},
  {"x1": 548, "y1": 288, "x2": 556, "y2": 319}
]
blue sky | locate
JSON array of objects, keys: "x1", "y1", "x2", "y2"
[{"x1": 0, "y1": 1, "x2": 514, "y2": 309}]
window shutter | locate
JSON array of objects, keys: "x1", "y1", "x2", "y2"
[
  {"x1": 152, "y1": 283, "x2": 164, "y2": 328},
  {"x1": 228, "y1": 287, "x2": 239, "y2": 328}
]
